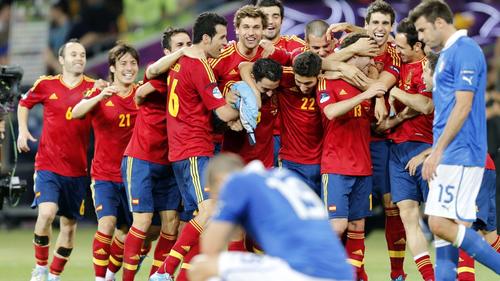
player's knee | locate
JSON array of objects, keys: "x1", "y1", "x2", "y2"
[
  {"x1": 97, "y1": 217, "x2": 116, "y2": 234},
  {"x1": 428, "y1": 216, "x2": 447, "y2": 237},
  {"x1": 189, "y1": 255, "x2": 218, "y2": 281},
  {"x1": 161, "y1": 211, "x2": 180, "y2": 235},
  {"x1": 37, "y1": 207, "x2": 56, "y2": 225}
]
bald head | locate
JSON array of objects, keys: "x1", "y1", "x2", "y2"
[
  {"x1": 305, "y1": 19, "x2": 329, "y2": 40},
  {"x1": 205, "y1": 153, "x2": 245, "y2": 196}
]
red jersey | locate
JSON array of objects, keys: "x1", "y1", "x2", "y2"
[
  {"x1": 374, "y1": 41, "x2": 401, "y2": 80},
  {"x1": 222, "y1": 93, "x2": 277, "y2": 168},
  {"x1": 19, "y1": 75, "x2": 94, "y2": 177},
  {"x1": 124, "y1": 71, "x2": 169, "y2": 165},
  {"x1": 273, "y1": 35, "x2": 306, "y2": 136},
  {"x1": 486, "y1": 154, "x2": 495, "y2": 171},
  {"x1": 371, "y1": 42, "x2": 402, "y2": 141},
  {"x1": 317, "y1": 78, "x2": 372, "y2": 176},
  {"x1": 210, "y1": 41, "x2": 291, "y2": 96},
  {"x1": 278, "y1": 68, "x2": 322, "y2": 164},
  {"x1": 167, "y1": 57, "x2": 226, "y2": 162},
  {"x1": 389, "y1": 57, "x2": 433, "y2": 144},
  {"x1": 86, "y1": 86, "x2": 138, "y2": 182},
  {"x1": 274, "y1": 35, "x2": 305, "y2": 52}
]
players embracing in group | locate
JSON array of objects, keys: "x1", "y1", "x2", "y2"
[{"x1": 18, "y1": 0, "x2": 500, "y2": 281}]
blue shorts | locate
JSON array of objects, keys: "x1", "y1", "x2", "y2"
[
  {"x1": 473, "y1": 169, "x2": 497, "y2": 232},
  {"x1": 31, "y1": 170, "x2": 88, "y2": 220},
  {"x1": 321, "y1": 173, "x2": 372, "y2": 220},
  {"x1": 370, "y1": 140, "x2": 391, "y2": 199},
  {"x1": 389, "y1": 142, "x2": 432, "y2": 203},
  {"x1": 281, "y1": 159, "x2": 321, "y2": 197},
  {"x1": 91, "y1": 180, "x2": 132, "y2": 228},
  {"x1": 172, "y1": 157, "x2": 210, "y2": 209},
  {"x1": 273, "y1": 135, "x2": 281, "y2": 167},
  {"x1": 122, "y1": 157, "x2": 181, "y2": 213}
]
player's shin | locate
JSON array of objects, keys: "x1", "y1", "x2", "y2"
[
  {"x1": 454, "y1": 224, "x2": 500, "y2": 274},
  {"x1": 92, "y1": 231, "x2": 112, "y2": 278},
  {"x1": 385, "y1": 206, "x2": 406, "y2": 279}
]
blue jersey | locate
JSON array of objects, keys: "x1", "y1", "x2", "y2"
[
  {"x1": 213, "y1": 163, "x2": 353, "y2": 280},
  {"x1": 433, "y1": 30, "x2": 487, "y2": 167}
]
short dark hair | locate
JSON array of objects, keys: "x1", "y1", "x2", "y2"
[
  {"x1": 192, "y1": 12, "x2": 227, "y2": 44},
  {"x1": 365, "y1": 0, "x2": 395, "y2": 25},
  {"x1": 293, "y1": 51, "x2": 321, "y2": 77},
  {"x1": 396, "y1": 18, "x2": 424, "y2": 49},
  {"x1": 426, "y1": 52, "x2": 439, "y2": 74},
  {"x1": 161, "y1": 27, "x2": 190, "y2": 50},
  {"x1": 108, "y1": 42, "x2": 139, "y2": 82},
  {"x1": 256, "y1": 0, "x2": 284, "y2": 20},
  {"x1": 58, "y1": 38, "x2": 80, "y2": 57},
  {"x1": 252, "y1": 58, "x2": 282, "y2": 83},
  {"x1": 305, "y1": 19, "x2": 329, "y2": 40},
  {"x1": 234, "y1": 5, "x2": 267, "y2": 29},
  {"x1": 409, "y1": 0, "x2": 453, "y2": 25},
  {"x1": 340, "y1": 32, "x2": 371, "y2": 50}
]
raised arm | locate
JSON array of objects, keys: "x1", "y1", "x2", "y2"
[{"x1": 71, "y1": 86, "x2": 117, "y2": 118}]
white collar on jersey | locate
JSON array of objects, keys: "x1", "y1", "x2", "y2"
[{"x1": 443, "y1": 29, "x2": 468, "y2": 51}]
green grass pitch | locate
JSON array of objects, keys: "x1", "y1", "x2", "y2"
[{"x1": 0, "y1": 227, "x2": 497, "y2": 280}]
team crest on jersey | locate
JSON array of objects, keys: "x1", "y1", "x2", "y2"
[
  {"x1": 212, "y1": 87, "x2": 223, "y2": 99},
  {"x1": 404, "y1": 70, "x2": 413, "y2": 91},
  {"x1": 319, "y1": 92, "x2": 330, "y2": 103}
]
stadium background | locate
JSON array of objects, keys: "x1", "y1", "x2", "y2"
[{"x1": 0, "y1": 0, "x2": 498, "y2": 280}]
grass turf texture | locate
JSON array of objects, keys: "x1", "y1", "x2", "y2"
[{"x1": 0, "y1": 227, "x2": 497, "y2": 281}]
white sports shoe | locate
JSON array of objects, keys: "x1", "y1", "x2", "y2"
[
  {"x1": 30, "y1": 267, "x2": 48, "y2": 281},
  {"x1": 148, "y1": 272, "x2": 174, "y2": 281},
  {"x1": 47, "y1": 274, "x2": 60, "y2": 281}
]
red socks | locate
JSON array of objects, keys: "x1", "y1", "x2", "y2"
[
  {"x1": 490, "y1": 235, "x2": 500, "y2": 253},
  {"x1": 176, "y1": 242, "x2": 200, "y2": 281},
  {"x1": 34, "y1": 241, "x2": 49, "y2": 266},
  {"x1": 385, "y1": 207, "x2": 406, "y2": 279},
  {"x1": 122, "y1": 226, "x2": 147, "y2": 281},
  {"x1": 228, "y1": 239, "x2": 247, "y2": 252},
  {"x1": 458, "y1": 249, "x2": 475, "y2": 281},
  {"x1": 346, "y1": 230, "x2": 367, "y2": 281},
  {"x1": 414, "y1": 252, "x2": 434, "y2": 281},
  {"x1": 150, "y1": 232, "x2": 177, "y2": 276},
  {"x1": 107, "y1": 236, "x2": 124, "y2": 273},
  {"x1": 157, "y1": 220, "x2": 202, "y2": 275},
  {"x1": 92, "y1": 231, "x2": 112, "y2": 278}
]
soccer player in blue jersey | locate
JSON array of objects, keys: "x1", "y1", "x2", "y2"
[
  {"x1": 410, "y1": 0, "x2": 500, "y2": 279},
  {"x1": 188, "y1": 153, "x2": 353, "y2": 281}
]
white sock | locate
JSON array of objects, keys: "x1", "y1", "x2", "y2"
[
  {"x1": 105, "y1": 269, "x2": 116, "y2": 280},
  {"x1": 454, "y1": 224, "x2": 466, "y2": 247},
  {"x1": 48, "y1": 273, "x2": 59, "y2": 279},
  {"x1": 95, "y1": 277, "x2": 105, "y2": 281},
  {"x1": 35, "y1": 264, "x2": 47, "y2": 270}
]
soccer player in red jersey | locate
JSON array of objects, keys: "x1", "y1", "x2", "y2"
[
  {"x1": 209, "y1": 5, "x2": 288, "y2": 168},
  {"x1": 317, "y1": 32, "x2": 386, "y2": 281},
  {"x1": 123, "y1": 27, "x2": 197, "y2": 280},
  {"x1": 151, "y1": 12, "x2": 239, "y2": 281},
  {"x1": 256, "y1": 0, "x2": 305, "y2": 164},
  {"x1": 71, "y1": 43, "x2": 140, "y2": 281},
  {"x1": 375, "y1": 19, "x2": 436, "y2": 281},
  {"x1": 362, "y1": 2, "x2": 407, "y2": 279},
  {"x1": 17, "y1": 39, "x2": 96, "y2": 281},
  {"x1": 277, "y1": 52, "x2": 323, "y2": 195}
]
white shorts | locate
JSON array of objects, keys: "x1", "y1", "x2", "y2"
[
  {"x1": 216, "y1": 252, "x2": 349, "y2": 281},
  {"x1": 424, "y1": 164, "x2": 484, "y2": 221}
]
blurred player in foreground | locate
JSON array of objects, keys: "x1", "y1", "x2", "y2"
[{"x1": 189, "y1": 153, "x2": 354, "y2": 281}]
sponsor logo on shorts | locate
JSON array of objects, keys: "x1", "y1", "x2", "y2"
[
  {"x1": 132, "y1": 198, "x2": 139, "y2": 205},
  {"x1": 328, "y1": 205, "x2": 336, "y2": 212}
]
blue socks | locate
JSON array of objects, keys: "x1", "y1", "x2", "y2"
[
  {"x1": 435, "y1": 239, "x2": 458, "y2": 281},
  {"x1": 457, "y1": 225, "x2": 500, "y2": 274}
]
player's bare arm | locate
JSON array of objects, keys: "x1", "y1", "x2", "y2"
[
  {"x1": 326, "y1": 22, "x2": 367, "y2": 39},
  {"x1": 238, "y1": 61, "x2": 262, "y2": 108},
  {"x1": 324, "y1": 36, "x2": 378, "y2": 62},
  {"x1": 323, "y1": 82, "x2": 385, "y2": 120},
  {"x1": 71, "y1": 86, "x2": 118, "y2": 118},
  {"x1": 146, "y1": 46, "x2": 205, "y2": 79},
  {"x1": 406, "y1": 147, "x2": 432, "y2": 176},
  {"x1": 422, "y1": 91, "x2": 474, "y2": 181},
  {"x1": 134, "y1": 82, "x2": 156, "y2": 105},
  {"x1": 16, "y1": 105, "x2": 37, "y2": 153},
  {"x1": 389, "y1": 87, "x2": 433, "y2": 114}
]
